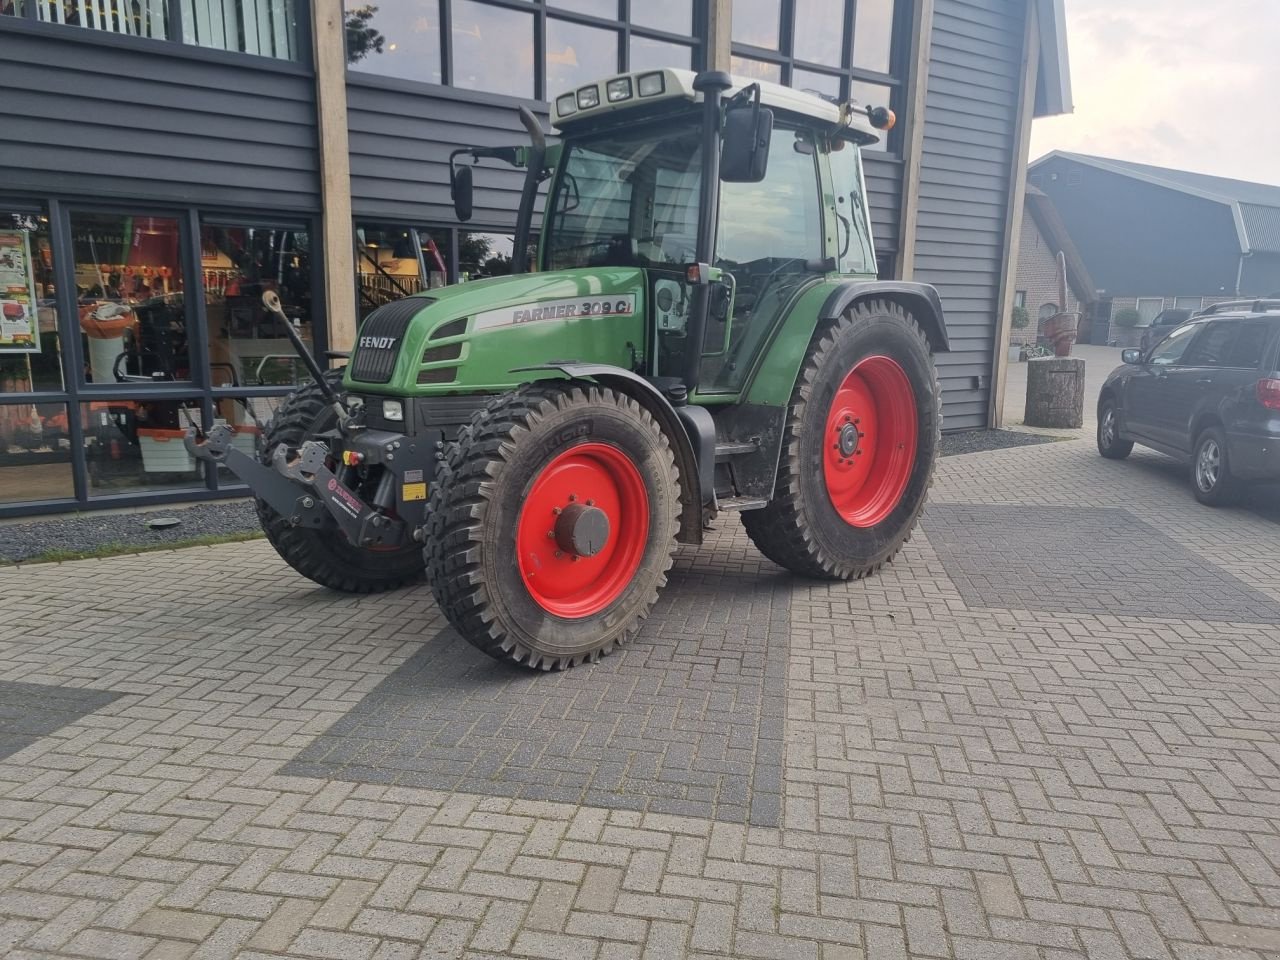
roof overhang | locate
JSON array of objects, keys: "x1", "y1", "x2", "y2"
[{"x1": 1034, "y1": 0, "x2": 1073, "y2": 118}]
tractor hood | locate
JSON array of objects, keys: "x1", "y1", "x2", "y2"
[{"x1": 345, "y1": 267, "x2": 647, "y2": 395}]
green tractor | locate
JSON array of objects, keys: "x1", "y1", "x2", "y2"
[{"x1": 188, "y1": 68, "x2": 949, "y2": 670}]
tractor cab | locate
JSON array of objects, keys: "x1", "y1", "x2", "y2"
[{"x1": 447, "y1": 68, "x2": 893, "y2": 402}]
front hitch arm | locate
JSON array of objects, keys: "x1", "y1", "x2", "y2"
[{"x1": 185, "y1": 426, "x2": 406, "y2": 548}]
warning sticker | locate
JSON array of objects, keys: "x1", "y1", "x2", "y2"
[
  {"x1": 402, "y1": 482, "x2": 428, "y2": 502},
  {"x1": 474, "y1": 295, "x2": 637, "y2": 331}
]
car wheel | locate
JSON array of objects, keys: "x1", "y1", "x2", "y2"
[
  {"x1": 1097, "y1": 399, "x2": 1133, "y2": 460},
  {"x1": 1191, "y1": 425, "x2": 1240, "y2": 506}
]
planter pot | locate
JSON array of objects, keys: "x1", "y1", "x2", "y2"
[
  {"x1": 1008, "y1": 344, "x2": 1022, "y2": 363},
  {"x1": 1045, "y1": 313, "x2": 1079, "y2": 357}
]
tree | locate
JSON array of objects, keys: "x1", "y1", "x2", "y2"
[
  {"x1": 1113, "y1": 307, "x2": 1141, "y2": 328},
  {"x1": 345, "y1": 5, "x2": 385, "y2": 64}
]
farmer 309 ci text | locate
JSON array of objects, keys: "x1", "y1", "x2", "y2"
[{"x1": 189, "y1": 68, "x2": 950, "y2": 670}]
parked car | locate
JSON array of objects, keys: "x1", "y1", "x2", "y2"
[
  {"x1": 1097, "y1": 308, "x2": 1280, "y2": 505},
  {"x1": 1139, "y1": 308, "x2": 1192, "y2": 351},
  {"x1": 1193, "y1": 298, "x2": 1280, "y2": 317}
]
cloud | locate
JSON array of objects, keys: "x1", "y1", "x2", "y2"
[{"x1": 1030, "y1": 0, "x2": 1280, "y2": 186}]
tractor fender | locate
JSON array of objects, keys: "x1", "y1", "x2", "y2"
[
  {"x1": 512, "y1": 363, "x2": 710, "y2": 545},
  {"x1": 819, "y1": 281, "x2": 951, "y2": 354}
]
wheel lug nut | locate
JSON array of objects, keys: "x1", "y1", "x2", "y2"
[
  {"x1": 554, "y1": 550, "x2": 563, "y2": 558},
  {"x1": 552, "y1": 506, "x2": 562, "y2": 515},
  {"x1": 586, "y1": 499, "x2": 594, "y2": 506},
  {"x1": 547, "y1": 530, "x2": 554, "y2": 539},
  {"x1": 845, "y1": 416, "x2": 852, "y2": 423},
  {"x1": 568, "y1": 494, "x2": 577, "y2": 502}
]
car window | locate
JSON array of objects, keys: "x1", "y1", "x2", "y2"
[
  {"x1": 1148, "y1": 323, "x2": 1198, "y2": 365},
  {"x1": 1221, "y1": 321, "x2": 1270, "y2": 369},
  {"x1": 1183, "y1": 322, "x2": 1238, "y2": 366}
]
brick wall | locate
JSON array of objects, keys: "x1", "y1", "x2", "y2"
[{"x1": 1013, "y1": 207, "x2": 1081, "y2": 345}]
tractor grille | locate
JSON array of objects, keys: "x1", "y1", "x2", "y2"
[{"x1": 349, "y1": 298, "x2": 432, "y2": 383}]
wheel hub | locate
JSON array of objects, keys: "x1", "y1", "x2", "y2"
[
  {"x1": 555, "y1": 502, "x2": 610, "y2": 558},
  {"x1": 837, "y1": 422, "x2": 861, "y2": 457}
]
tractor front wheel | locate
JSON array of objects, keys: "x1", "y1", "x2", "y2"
[
  {"x1": 257, "y1": 369, "x2": 425, "y2": 593},
  {"x1": 425, "y1": 382, "x2": 680, "y2": 670},
  {"x1": 743, "y1": 300, "x2": 941, "y2": 580}
]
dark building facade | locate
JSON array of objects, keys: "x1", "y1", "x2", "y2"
[
  {"x1": 1030, "y1": 152, "x2": 1280, "y2": 345},
  {"x1": 0, "y1": 0, "x2": 1070, "y2": 517}
]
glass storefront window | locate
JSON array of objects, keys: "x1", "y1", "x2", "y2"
[
  {"x1": 452, "y1": 0, "x2": 535, "y2": 98},
  {"x1": 851, "y1": 80, "x2": 892, "y2": 151},
  {"x1": 792, "y1": 0, "x2": 844, "y2": 66},
  {"x1": 547, "y1": 17, "x2": 619, "y2": 96},
  {"x1": 459, "y1": 233, "x2": 514, "y2": 281},
  {"x1": 1, "y1": 208, "x2": 63, "y2": 393},
  {"x1": 31, "y1": 0, "x2": 168, "y2": 39},
  {"x1": 792, "y1": 68, "x2": 841, "y2": 99},
  {"x1": 854, "y1": 0, "x2": 895, "y2": 74},
  {"x1": 0, "y1": 1, "x2": 23, "y2": 16},
  {"x1": 356, "y1": 224, "x2": 430, "y2": 320},
  {"x1": 730, "y1": 55, "x2": 782, "y2": 83},
  {"x1": 631, "y1": 0, "x2": 693, "y2": 34},
  {"x1": 182, "y1": 0, "x2": 298, "y2": 59},
  {"x1": 732, "y1": 0, "x2": 781, "y2": 49},
  {"x1": 630, "y1": 35, "x2": 692, "y2": 72},
  {"x1": 70, "y1": 211, "x2": 190, "y2": 385},
  {"x1": 80, "y1": 397, "x2": 207, "y2": 497},
  {"x1": 0, "y1": 401, "x2": 74, "y2": 504},
  {"x1": 209, "y1": 393, "x2": 286, "y2": 483},
  {"x1": 201, "y1": 223, "x2": 314, "y2": 387},
  {"x1": 344, "y1": 0, "x2": 442, "y2": 85}
]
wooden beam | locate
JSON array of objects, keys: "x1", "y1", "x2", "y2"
[
  {"x1": 707, "y1": 0, "x2": 732, "y2": 71},
  {"x1": 988, "y1": 0, "x2": 1040, "y2": 427},
  {"x1": 895, "y1": 0, "x2": 933, "y2": 280},
  {"x1": 311, "y1": 0, "x2": 357, "y2": 355}
]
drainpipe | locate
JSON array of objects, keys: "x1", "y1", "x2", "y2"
[{"x1": 1236, "y1": 252, "x2": 1252, "y2": 297}]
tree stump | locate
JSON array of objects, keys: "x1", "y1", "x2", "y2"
[{"x1": 1024, "y1": 356, "x2": 1085, "y2": 428}]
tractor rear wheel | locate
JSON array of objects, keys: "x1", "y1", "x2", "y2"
[
  {"x1": 742, "y1": 300, "x2": 940, "y2": 580},
  {"x1": 425, "y1": 381, "x2": 680, "y2": 670},
  {"x1": 256, "y1": 369, "x2": 425, "y2": 593}
]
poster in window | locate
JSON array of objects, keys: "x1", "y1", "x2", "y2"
[{"x1": 0, "y1": 230, "x2": 40, "y2": 353}]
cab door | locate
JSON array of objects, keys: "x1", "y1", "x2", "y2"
[{"x1": 697, "y1": 125, "x2": 825, "y2": 396}]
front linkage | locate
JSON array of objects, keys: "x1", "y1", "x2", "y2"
[{"x1": 185, "y1": 423, "x2": 408, "y2": 549}]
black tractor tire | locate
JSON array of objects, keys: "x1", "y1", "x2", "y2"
[
  {"x1": 424, "y1": 381, "x2": 680, "y2": 670},
  {"x1": 1191, "y1": 425, "x2": 1241, "y2": 507},
  {"x1": 256, "y1": 368, "x2": 425, "y2": 593},
  {"x1": 1097, "y1": 397, "x2": 1134, "y2": 460},
  {"x1": 742, "y1": 299, "x2": 941, "y2": 580}
]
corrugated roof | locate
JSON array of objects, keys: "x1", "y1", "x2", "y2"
[{"x1": 1032, "y1": 152, "x2": 1280, "y2": 254}]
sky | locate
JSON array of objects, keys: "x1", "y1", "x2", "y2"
[{"x1": 1028, "y1": 0, "x2": 1280, "y2": 186}]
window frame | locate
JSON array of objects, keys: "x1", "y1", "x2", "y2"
[
  {"x1": 729, "y1": 0, "x2": 909, "y2": 153},
  {"x1": 344, "y1": 0, "x2": 706, "y2": 101},
  {"x1": 2, "y1": 0, "x2": 313, "y2": 67}
]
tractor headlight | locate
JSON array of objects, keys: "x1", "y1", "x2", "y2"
[
  {"x1": 577, "y1": 85, "x2": 600, "y2": 110},
  {"x1": 637, "y1": 72, "x2": 665, "y2": 98},
  {"x1": 555, "y1": 93, "x2": 577, "y2": 117},
  {"x1": 381, "y1": 400, "x2": 405, "y2": 422},
  {"x1": 606, "y1": 78, "x2": 632, "y2": 103}
]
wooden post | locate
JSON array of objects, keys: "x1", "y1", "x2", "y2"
[
  {"x1": 988, "y1": 1, "x2": 1041, "y2": 427},
  {"x1": 706, "y1": 0, "x2": 732, "y2": 71},
  {"x1": 1024, "y1": 357, "x2": 1085, "y2": 428},
  {"x1": 311, "y1": 0, "x2": 357, "y2": 356},
  {"x1": 896, "y1": 0, "x2": 934, "y2": 281}
]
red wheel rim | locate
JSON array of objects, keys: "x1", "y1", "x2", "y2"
[
  {"x1": 516, "y1": 442, "x2": 649, "y2": 618},
  {"x1": 823, "y1": 356, "x2": 918, "y2": 528}
]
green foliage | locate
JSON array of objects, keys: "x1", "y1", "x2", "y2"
[
  {"x1": 1113, "y1": 307, "x2": 1142, "y2": 329},
  {"x1": 1011, "y1": 305, "x2": 1030, "y2": 329},
  {"x1": 9, "y1": 531, "x2": 264, "y2": 567}
]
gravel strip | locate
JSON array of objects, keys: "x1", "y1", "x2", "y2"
[
  {"x1": 941, "y1": 429, "x2": 1058, "y2": 458},
  {"x1": 0, "y1": 500, "x2": 261, "y2": 564}
]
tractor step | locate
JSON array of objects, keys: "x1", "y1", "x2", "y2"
[
  {"x1": 715, "y1": 441, "x2": 760, "y2": 460},
  {"x1": 717, "y1": 496, "x2": 769, "y2": 513}
]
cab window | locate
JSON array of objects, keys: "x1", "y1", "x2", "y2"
[{"x1": 828, "y1": 138, "x2": 876, "y2": 275}]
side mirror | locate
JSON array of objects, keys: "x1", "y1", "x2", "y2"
[
  {"x1": 451, "y1": 165, "x2": 474, "y2": 223},
  {"x1": 720, "y1": 87, "x2": 773, "y2": 183},
  {"x1": 1122, "y1": 348, "x2": 1142, "y2": 365}
]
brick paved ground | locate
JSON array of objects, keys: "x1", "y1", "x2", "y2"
[{"x1": 1, "y1": 438, "x2": 1277, "y2": 960}]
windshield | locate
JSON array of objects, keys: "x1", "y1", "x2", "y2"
[{"x1": 544, "y1": 122, "x2": 702, "y2": 271}]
